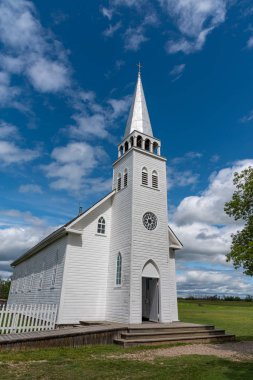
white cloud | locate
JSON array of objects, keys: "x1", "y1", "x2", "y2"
[
  {"x1": 173, "y1": 159, "x2": 253, "y2": 226},
  {"x1": 247, "y1": 36, "x2": 253, "y2": 49},
  {"x1": 0, "y1": 121, "x2": 18, "y2": 139},
  {"x1": 27, "y1": 59, "x2": 70, "y2": 93},
  {"x1": 124, "y1": 26, "x2": 148, "y2": 51},
  {"x1": 68, "y1": 92, "x2": 131, "y2": 140},
  {"x1": 170, "y1": 64, "x2": 186, "y2": 80},
  {"x1": 0, "y1": 0, "x2": 71, "y2": 102},
  {"x1": 0, "y1": 209, "x2": 56, "y2": 277},
  {"x1": 0, "y1": 71, "x2": 20, "y2": 107},
  {"x1": 42, "y1": 142, "x2": 109, "y2": 193},
  {"x1": 0, "y1": 141, "x2": 39, "y2": 166},
  {"x1": 160, "y1": 0, "x2": 227, "y2": 54},
  {"x1": 0, "y1": 120, "x2": 39, "y2": 166},
  {"x1": 172, "y1": 159, "x2": 253, "y2": 295},
  {"x1": 240, "y1": 110, "x2": 253, "y2": 123},
  {"x1": 177, "y1": 269, "x2": 253, "y2": 296},
  {"x1": 101, "y1": 6, "x2": 114, "y2": 20},
  {"x1": 103, "y1": 22, "x2": 122, "y2": 38},
  {"x1": 168, "y1": 168, "x2": 199, "y2": 189},
  {"x1": 19, "y1": 184, "x2": 42, "y2": 194}
]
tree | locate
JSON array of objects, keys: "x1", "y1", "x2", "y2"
[
  {"x1": 224, "y1": 166, "x2": 253, "y2": 275},
  {"x1": 0, "y1": 278, "x2": 11, "y2": 299}
]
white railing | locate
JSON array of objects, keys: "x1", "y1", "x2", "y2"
[{"x1": 0, "y1": 304, "x2": 58, "y2": 334}]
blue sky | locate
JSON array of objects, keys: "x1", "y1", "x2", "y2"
[{"x1": 0, "y1": 0, "x2": 253, "y2": 296}]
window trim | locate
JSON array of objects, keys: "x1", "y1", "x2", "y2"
[
  {"x1": 117, "y1": 173, "x2": 122, "y2": 191},
  {"x1": 142, "y1": 167, "x2": 148, "y2": 186},
  {"x1": 115, "y1": 252, "x2": 122, "y2": 287},
  {"x1": 97, "y1": 216, "x2": 106, "y2": 234},
  {"x1": 152, "y1": 170, "x2": 159, "y2": 189},
  {"x1": 124, "y1": 168, "x2": 128, "y2": 188}
]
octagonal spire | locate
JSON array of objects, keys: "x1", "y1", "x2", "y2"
[{"x1": 124, "y1": 71, "x2": 153, "y2": 138}]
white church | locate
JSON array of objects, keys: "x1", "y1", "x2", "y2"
[{"x1": 8, "y1": 72, "x2": 183, "y2": 325}]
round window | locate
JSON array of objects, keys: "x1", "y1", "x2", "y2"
[{"x1": 143, "y1": 212, "x2": 157, "y2": 231}]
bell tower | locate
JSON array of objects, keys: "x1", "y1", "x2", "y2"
[{"x1": 106, "y1": 70, "x2": 178, "y2": 324}]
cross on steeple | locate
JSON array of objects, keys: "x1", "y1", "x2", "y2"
[{"x1": 137, "y1": 62, "x2": 143, "y2": 76}]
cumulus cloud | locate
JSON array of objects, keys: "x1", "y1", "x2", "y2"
[
  {"x1": 174, "y1": 159, "x2": 253, "y2": 226},
  {"x1": 27, "y1": 59, "x2": 70, "y2": 93},
  {"x1": 0, "y1": 120, "x2": 39, "y2": 166},
  {"x1": 177, "y1": 269, "x2": 253, "y2": 296},
  {"x1": 0, "y1": 209, "x2": 57, "y2": 278},
  {"x1": 68, "y1": 92, "x2": 131, "y2": 141},
  {"x1": 42, "y1": 142, "x2": 110, "y2": 193},
  {"x1": 172, "y1": 159, "x2": 253, "y2": 295},
  {"x1": 0, "y1": 0, "x2": 71, "y2": 103}
]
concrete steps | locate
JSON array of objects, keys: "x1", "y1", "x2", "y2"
[{"x1": 114, "y1": 324, "x2": 235, "y2": 347}]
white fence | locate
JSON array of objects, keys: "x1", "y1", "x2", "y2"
[{"x1": 0, "y1": 304, "x2": 58, "y2": 334}]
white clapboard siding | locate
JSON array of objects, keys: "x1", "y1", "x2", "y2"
[{"x1": 0, "y1": 304, "x2": 58, "y2": 334}]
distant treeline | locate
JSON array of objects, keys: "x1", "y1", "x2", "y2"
[{"x1": 178, "y1": 295, "x2": 253, "y2": 302}]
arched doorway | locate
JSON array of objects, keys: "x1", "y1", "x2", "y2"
[{"x1": 141, "y1": 261, "x2": 160, "y2": 322}]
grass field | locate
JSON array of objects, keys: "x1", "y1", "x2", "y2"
[
  {"x1": 178, "y1": 299, "x2": 253, "y2": 341},
  {"x1": 0, "y1": 300, "x2": 252, "y2": 379}
]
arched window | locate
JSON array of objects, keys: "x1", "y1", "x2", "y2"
[
  {"x1": 153, "y1": 142, "x2": 158, "y2": 155},
  {"x1": 97, "y1": 216, "x2": 106, "y2": 234},
  {"x1": 130, "y1": 136, "x2": 134, "y2": 147},
  {"x1": 116, "y1": 253, "x2": 122, "y2": 286},
  {"x1": 124, "y1": 141, "x2": 129, "y2": 152},
  {"x1": 117, "y1": 173, "x2": 122, "y2": 191},
  {"x1": 145, "y1": 139, "x2": 151, "y2": 151},
  {"x1": 142, "y1": 167, "x2": 148, "y2": 186},
  {"x1": 137, "y1": 135, "x2": 142, "y2": 148},
  {"x1": 124, "y1": 168, "x2": 128, "y2": 187},
  {"x1": 152, "y1": 170, "x2": 158, "y2": 189},
  {"x1": 119, "y1": 146, "x2": 124, "y2": 156}
]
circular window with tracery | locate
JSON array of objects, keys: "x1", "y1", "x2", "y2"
[{"x1": 143, "y1": 212, "x2": 157, "y2": 231}]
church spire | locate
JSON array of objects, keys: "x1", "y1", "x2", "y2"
[{"x1": 124, "y1": 69, "x2": 153, "y2": 138}]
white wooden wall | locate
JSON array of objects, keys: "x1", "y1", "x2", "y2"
[
  {"x1": 129, "y1": 149, "x2": 178, "y2": 323},
  {"x1": 57, "y1": 198, "x2": 112, "y2": 325},
  {"x1": 106, "y1": 153, "x2": 133, "y2": 323},
  {"x1": 8, "y1": 236, "x2": 67, "y2": 319}
]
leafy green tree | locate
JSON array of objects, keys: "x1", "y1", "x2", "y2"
[
  {"x1": 224, "y1": 167, "x2": 253, "y2": 275},
  {"x1": 0, "y1": 278, "x2": 11, "y2": 299}
]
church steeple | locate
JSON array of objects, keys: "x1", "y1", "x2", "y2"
[{"x1": 124, "y1": 70, "x2": 153, "y2": 138}]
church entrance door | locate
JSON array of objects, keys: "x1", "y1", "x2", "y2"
[{"x1": 142, "y1": 278, "x2": 159, "y2": 322}]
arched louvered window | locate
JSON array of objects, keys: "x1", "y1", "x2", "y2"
[
  {"x1": 97, "y1": 216, "x2": 106, "y2": 234},
  {"x1": 145, "y1": 139, "x2": 151, "y2": 151},
  {"x1": 116, "y1": 253, "x2": 122, "y2": 286},
  {"x1": 124, "y1": 169, "x2": 128, "y2": 187},
  {"x1": 117, "y1": 173, "x2": 122, "y2": 191},
  {"x1": 142, "y1": 167, "x2": 148, "y2": 186},
  {"x1": 152, "y1": 170, "x2": 158, "y2": 189},
  {"x1": 137, "y1": 135, "x2": 142, "y2": 148}
]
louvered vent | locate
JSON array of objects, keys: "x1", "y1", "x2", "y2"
[
  {"x1": 142, "y1": 171, "x2": 148, "y2": 186},
  {"x1": 152, "y1": 174, "x2": 158, "y2": 189}
]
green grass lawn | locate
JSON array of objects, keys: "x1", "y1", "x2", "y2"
[
  {"x1": 0, "y1": 300, "x2": 252, "y2": 379},
  {"x1": 0, "y1": 345, "x2": 253, "y2": 380},
  {"x1": 178, "y1": 299, "x2": 253, "y2": 341}
]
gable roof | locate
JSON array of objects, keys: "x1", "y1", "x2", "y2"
[
  {"x1": 168, "y1": 225, "x2": 183, "y2": 250},
  {"x1": 11, "y1": 190, "x2": 116, "y2": 267}
]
